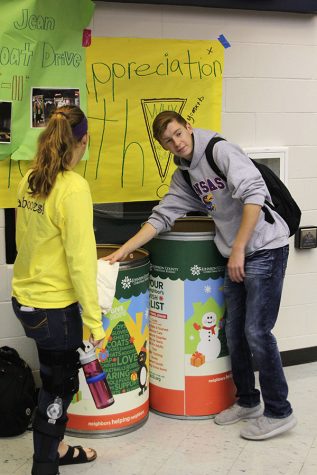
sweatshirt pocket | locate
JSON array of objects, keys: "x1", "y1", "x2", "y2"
[{"x1": 250, "y1": 228, "x2": 265, "y2": 250}]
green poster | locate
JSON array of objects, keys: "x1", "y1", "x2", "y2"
[{"x1": 0, "y1": 0, "x2": 94, "y2": 161}]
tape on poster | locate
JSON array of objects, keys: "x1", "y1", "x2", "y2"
[{"x1": 218, "y1": 34, "x2": 231, "y2": 49}]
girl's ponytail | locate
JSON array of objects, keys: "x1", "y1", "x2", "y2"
[{"x1": 28, "y1": 106, "x2": 87, "y2": 198}]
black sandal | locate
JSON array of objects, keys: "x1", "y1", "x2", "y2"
[{"x1": 59, "y1": 445, "x2": 97, "y2": 466}]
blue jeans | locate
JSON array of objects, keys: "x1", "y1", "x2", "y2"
[
  {"x1": 223, "y1": 245, "x2": 292, "y2": 419},
  {"x1": 12, "y1": 298, "x2": 83, "y2": 467}
]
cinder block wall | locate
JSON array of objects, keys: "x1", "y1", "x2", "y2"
[{"x1": 1, "y1": 3, "x2": 316, "y2": 371}]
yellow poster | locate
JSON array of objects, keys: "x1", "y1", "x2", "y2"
[
  {"x1": 85, "y1": 37, "x2": 223, "y2": 203},
  {"x1": 0, "y1": 37, "x2": 223, "y2": 207}
]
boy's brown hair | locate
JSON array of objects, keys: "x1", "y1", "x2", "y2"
[{"x1": 152, "y1": 111, "x2": 187, "y2": 143}]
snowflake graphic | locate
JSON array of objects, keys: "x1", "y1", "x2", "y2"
[
  {"x1": 190, "y1": 265, "x2": 201, "y2": 276},
  {"x1": 121, "y1": 276, "x2": 132, "y2": 289},
  {"x1": 204, "y1": 285, "x2": 212, "y2": 294}
]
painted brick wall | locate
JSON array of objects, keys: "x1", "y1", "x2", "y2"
[{"x1": 0, "y1": 3, "x2": 316, "y2": 370}]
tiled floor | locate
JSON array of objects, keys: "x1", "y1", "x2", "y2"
[{"x1": 1, "y1": 361, "x2": 317, "y2": 475}]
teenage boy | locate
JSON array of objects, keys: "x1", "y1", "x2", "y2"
[{"x1": 106, "y1": 111, "x2": 296, "y2": 440}]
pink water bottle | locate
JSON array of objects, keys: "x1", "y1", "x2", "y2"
[{"x1": 78, "y1": 342, "x2": 114, "y2": 409}]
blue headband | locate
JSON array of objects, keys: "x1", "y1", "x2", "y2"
[{"x1": 71, "y1": 116, "x2": 88, "y2": 140}]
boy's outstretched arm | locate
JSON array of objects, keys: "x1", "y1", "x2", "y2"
[{"x1": 103, "y1": 223, "x2": 157, "y2": 264}]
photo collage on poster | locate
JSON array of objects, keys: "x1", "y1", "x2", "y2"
[
  {"x1": 0, "y1": 89, "x2": 80, "y2": 145},
  {"x1": 31, "y1": 88, "x2": 80, "y2": 128},
  {"x1": 0, "y1": 101, "x2": 12, "y2": 143}
]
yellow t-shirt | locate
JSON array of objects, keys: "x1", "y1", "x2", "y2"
[{"x1": 12, "y1": 170, "x2": 105, "y2": 341}]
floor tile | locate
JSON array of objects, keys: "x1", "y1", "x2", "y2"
[{"x1": 0, "y1": 362, "x2": 316, "y2": 475}]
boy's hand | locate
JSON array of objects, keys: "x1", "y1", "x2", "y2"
[{"x1": 103, "y1": 246, "x2": 130, "y2": 264}]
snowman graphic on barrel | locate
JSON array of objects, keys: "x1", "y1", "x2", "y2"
[{"x1": 193, "y1": 311, "x2": 221, "y2": 362}]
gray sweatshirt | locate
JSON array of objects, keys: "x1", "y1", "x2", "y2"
[{"x1": 147, "y1": 128, "x2": 289, "y2": 258}]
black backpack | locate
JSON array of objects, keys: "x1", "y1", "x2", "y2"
[
  {"x1": 0, "y1": 346, "x2": 37, "y2": 437},
  {"x1": 181, "y1": 137, "x2": 301, "y2": 237}
]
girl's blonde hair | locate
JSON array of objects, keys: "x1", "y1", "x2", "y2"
[{"x1": 28, "y1": 105, "x2": 87, "y2": 198}]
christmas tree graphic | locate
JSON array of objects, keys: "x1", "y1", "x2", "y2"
[{"x1": 101, "y1": 321, "x2": 140, "y2": 394}]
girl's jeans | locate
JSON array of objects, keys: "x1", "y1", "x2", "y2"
[
  {"x1": 12, "y1": 298, "x2": 83, "y2": 465},
  {"x1": 223, "y1": 245, "x2": 292, "y2": 418}
]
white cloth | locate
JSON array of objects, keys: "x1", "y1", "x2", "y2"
[{"x1": 97, "y1": 259, "x2": 119, "y2": 314}]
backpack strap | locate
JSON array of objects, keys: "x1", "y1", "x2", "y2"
[
  {"x1": 205, "y1": 136, "x2": 227, "y2": 180},
  {"x1": 181, "y1": 136, "x2": 276, "y2": 227},
  {"x1": 181, "y1": 169, "x2": 192, "y2": 188},
  {"x1": 206, "y1": 138, "x2": 275, "y2": 225},
  {"x1": 180, "y1": 136, "x2": 227, "y2": 188}
]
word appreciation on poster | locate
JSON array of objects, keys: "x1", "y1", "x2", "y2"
[{"x1": 83, "y1": 37, "x2": 224, "y2": 203}]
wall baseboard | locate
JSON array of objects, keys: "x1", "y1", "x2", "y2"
[
  {"x1": 281, "y1": 346, "x2": 317, "y2": 367},
  {"x1": 253, "y1": 347, "x2": 317, "y2": 372}
]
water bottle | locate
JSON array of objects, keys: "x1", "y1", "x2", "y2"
[{"x1": 78, "y1": 341, "x2": 114, "y2": 409}]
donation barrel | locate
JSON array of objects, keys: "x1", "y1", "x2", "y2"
[
  {"x1": 67, "y1": 245, "x2": 150, "y2": 436},
  {"x1": 147, "y1": 217, "x2": 236, "y2": 418}
]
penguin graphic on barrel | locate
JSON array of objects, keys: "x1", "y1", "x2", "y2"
[{"x1": 137, "y1": 340, "x2": 148, "y2": 396}]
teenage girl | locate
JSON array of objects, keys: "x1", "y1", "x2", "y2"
[{"x1": 12, "y1": 106, "x2": 104, "y2": 475}]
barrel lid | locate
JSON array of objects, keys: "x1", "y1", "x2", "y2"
[
  {"x1": 97, "y1": 245, "x2": 149, "y2": 269},
  {"x1": 156, "y1": 217, "x2": 215, "y2": 241}
]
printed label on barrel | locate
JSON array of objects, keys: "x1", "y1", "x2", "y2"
[
  {"x1": 67, "y1": 257, "x2": 150, "y2": 434},
  {"x1": 148, "y1": 230, "x2": 236, "y2": 417}
]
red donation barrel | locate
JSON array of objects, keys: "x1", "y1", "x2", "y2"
[{"x1": 147, "y1": 217, "x2": 236, "y2": 418}]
